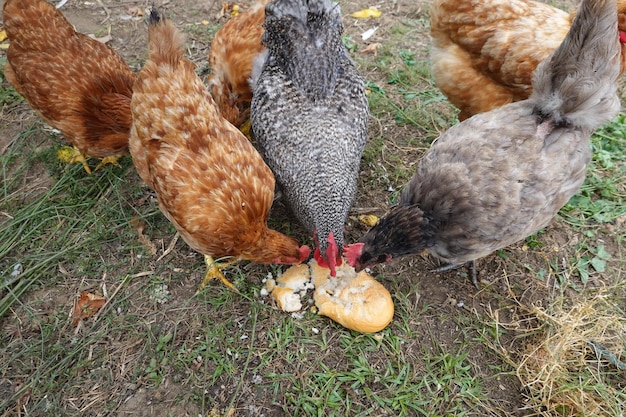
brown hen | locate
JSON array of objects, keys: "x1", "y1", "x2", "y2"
[
  {"x1": 430, "y1": 0, "x2": 626, "y2": 120},
  {"x1": 3, "y1": 0, "x2": 135, "y2": 172},
  {"x1": 129, "y1": 8, "x2": 309, "y2": 291},
  {"x1": 207, "y1": 0, "x2": 271, "y2": 129}
]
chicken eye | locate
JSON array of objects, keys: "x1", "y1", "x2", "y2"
[
  {"x1": 376, "y1": 254, "x2": 389, "y2": 263},
  {"x1": 360, "y1": 251, "x2": 373, "y2": 264}
]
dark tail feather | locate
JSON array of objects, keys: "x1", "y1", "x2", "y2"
[
  {"x1": 530, "y1": 0, "x2": 621, "y2": 130},
  {"x1": 149, "y1": 4, "x2": 162, "y2": 25},
  {"x1": 262, "y1": 0, "x2": 344, "y2": 99}
]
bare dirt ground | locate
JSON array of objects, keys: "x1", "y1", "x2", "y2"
[{"x1": 1, "y1": 0, "x2": 625, "y2": 415}]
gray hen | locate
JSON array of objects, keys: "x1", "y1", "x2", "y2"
[
  {"x1": 345, "y1": 0, "x2": 622, "y2": 284},
  {"x1": 250, "y1": 0, "x2": 369, "y2": 277}
]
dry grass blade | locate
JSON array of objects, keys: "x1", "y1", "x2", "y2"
[{"x1": 516, "y1": 287, "x2": 626, "y2": 416}]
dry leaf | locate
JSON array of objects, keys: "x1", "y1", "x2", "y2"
[
  {"x1": 361, "y1": 43, "x2": 381, "y2": 55},
  {"x1": 201, "y1": 20, "x2": 210, "y2": 25},
  {"x1": 0, "y1": 30, "x2": 7, "y2": 43},
  {"x1": 130, "y1": 217, "x2": 157, "y2": 256},
  {"x1": 358, "y1": 214, "x2": 380, "y2": 227},
  {"x1": 0, "y1": 44, "x2": 9, "y2": 50},
  {"x1": 58, "y1": 263, "x2": 72, "y2": 277},
  {"x1": 351, "y1": 8, "x2": 382, "y2": 19},
  {"x1": 72, "y1": 291, "x2": 106, "y2": 326},
  {"x1": 216, "y1": 2, "x2": 227, "y2": 19},
  {"x1": 217, "y1": 2, "x2": 242, "y2": 19},
  {"x1": 126, "y1": 6, "x2": 142, "y2": 16}
]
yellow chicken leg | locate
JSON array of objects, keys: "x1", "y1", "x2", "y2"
[
  {"x1": 94, "y1": 154, "x2": 123, "y2": 171},
  {"x1": 56, "y1": 145, "x2": 92, "y2": 174},
  {"x1": 196, "y1": 255, "x2": 240, "y2": 293}
]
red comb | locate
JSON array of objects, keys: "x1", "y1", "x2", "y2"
[
  {"x1": 343, "y1": 242, "x2": 364, "y2": 268},
  {"x1": 298, "y1": 245, "x2": 311, "y2": 262},
  {"x1": 273, "y1": 245, "x2": 311, "y2": 264},
  {"x1": 312, "y1": 231, "x2": 342, "y2": 277},
  {"x1": 326, "y1": 232, "x2": 339, "y2": 277}
]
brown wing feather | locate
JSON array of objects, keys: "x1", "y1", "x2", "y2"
[
  {"x1": 430, "y1": 0, "x2": 626, "y2": 120},
  {"x1": 430, "y1": 0, "x2": 571, "y2": 119},
  {"x1": 207, "y1": 0, "x2": 271, "y2": 127}
]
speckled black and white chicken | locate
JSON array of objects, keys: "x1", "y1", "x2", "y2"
[{"x1": 250, "y1": 0, "x2": 369, "y2": 277}]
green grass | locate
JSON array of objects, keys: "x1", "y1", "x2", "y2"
[
  {"x1": 560, "y1": 114, "x2": 626, "y2": 227},
  {"x1": 0, "y1": 57, "x2": 22, "y2": 107},
  {"x1": 0, "y1": 131, "x2": 158, "y2": 317},
  {"x1": 364, "y1": 59, "x2": 453, "y2": 137}
]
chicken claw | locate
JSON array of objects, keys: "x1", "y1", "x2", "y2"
[
  {"x1": 94, "y1": 154, "x2": 123, "y2": 171},
  {"x1": 433, "y1": 260, "x2": 479, "y2": 288},
  {"x1": 197, "y1": 255, "x2": 240, "y2": 293},
  {"x1": 56, "y1": 145, "x2": 92, "y2": 174}
]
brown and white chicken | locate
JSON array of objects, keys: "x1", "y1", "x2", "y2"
[
  {"x1": 430, "y1": 0, "x2": 626, "y2": 120},
  {"x1": 3, "y1": 0, "x2": 135, "y2": 172},
  {"x1": 129, "y1": 8, "x2": 309, "y2": 291}
]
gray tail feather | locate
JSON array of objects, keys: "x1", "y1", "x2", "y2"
[
  {"x1": 530, "y1": 0, "x2": 621, "y2": 130},
  {"x1": 265, "y1": 0, "x2": 308, "y2": 22},
  {"x1": 262, "y1": 0, "x2": 344, "y2": 99},
  {"x1": 264, "y1": 0, "x2": 337, "y2": 23}
]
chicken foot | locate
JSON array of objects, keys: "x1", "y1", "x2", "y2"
[
  {"x1": 432, "y1": 260, "x2": 479, "y2": 288},
  {"x1": 94, "y1": 154, "x2": 123, "y2": 171},
  {"x1": 57, "y1": 145, "x2": 92, "y2": 174},
  {"x1": 196, "y1": 255, "x2": 240, "y2": 293},
  {"x1": 56, "y1": 146, "x2": 123, "y2": 174}
]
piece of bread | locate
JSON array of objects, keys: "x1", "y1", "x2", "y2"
[
  {"x1": 266, "y1": 260, "x2": 394, "y2": 332},
  {"x1": 311, "y1": 261, "x2": 394, "y2": 333},
  {"x1": 267, "y1": 264, "x2": 311, "y2": 312}
]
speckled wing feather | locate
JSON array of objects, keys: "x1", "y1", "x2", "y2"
[
  {"x1": 130, "y1": 12, "x2": 303, "y2": 264},
  {"x1": 3, "y1": 0, "x2": 135, "y2": 158},
  {"x1": 250, "y1": 0, "x2": 369, "y2": 263}
]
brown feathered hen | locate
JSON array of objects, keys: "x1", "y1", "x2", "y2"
[
  {"x1": 207, "y1": 0, "x2": 271, "y2": 129},
  {"x1": 346, "y1": 0, "x2": 623, "y2": 285},
  {"x1": 3, "y1": 0, "x2": 135, "y2": 172},
  {"x1": 430, "y1": 0, "x2": 626, "y2": 120},
  {"x1": 129, "y1": 8, "x2": 310, "y2": 290}
]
